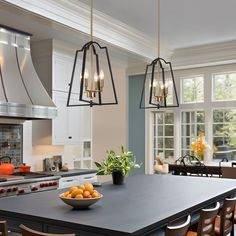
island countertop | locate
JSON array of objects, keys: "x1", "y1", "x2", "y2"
[{"x1": 0, "y1": 174, "x2": 235, "y2": 236}]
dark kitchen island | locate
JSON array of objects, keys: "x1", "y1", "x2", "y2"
[{"x1": 0, "y1": 174, "x2": 235, "y2": 236}]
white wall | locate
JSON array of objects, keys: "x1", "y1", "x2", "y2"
[{"x1": 92, "y1": 66, "x2": 128, "y2": 182}]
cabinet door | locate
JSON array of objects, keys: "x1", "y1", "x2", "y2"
[
  {"x1": 68, "y1": 96, "x2": 84, "y2": 144},
  {"x1": 52, "y1": 91, "x2": 83, "y2": 145},
  {"x1": 53, "y1": 53, "x2": 81, "y2": 94}
]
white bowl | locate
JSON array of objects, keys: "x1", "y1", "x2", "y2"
[{"x1": 59, "y1": 193, "x2": 103, "y2": 209}]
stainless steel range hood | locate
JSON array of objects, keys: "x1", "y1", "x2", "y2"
[{"x1": 0, "y1": 26, "x2": 57, "y2": 120}]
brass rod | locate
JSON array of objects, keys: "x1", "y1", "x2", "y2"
[
  {"x1": 157, "y1": 0, "x2": 161, "y2": 86},
  {"x1": 90, "y1": 0, "x2": 94, "y2": 92},
  {"x1": 90, "y1": 0, "x2": 93, "y2": 41}
]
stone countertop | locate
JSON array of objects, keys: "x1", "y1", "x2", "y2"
[
  {"x1": 0, "y1": 174, "x2": 235, "y2": 235},
  {"x1": 39, "y1": 169, "x2": 97, "y2": 178}
]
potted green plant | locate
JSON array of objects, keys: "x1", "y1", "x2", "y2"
[{"x1": 95, "y1": 146, "x2": 140, "y2": 185}]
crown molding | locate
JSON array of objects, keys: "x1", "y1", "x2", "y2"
[
  {"x1": 3, "y1": 0, "x2": 172, "y2": 60},
  {"x1": 171, "y1": 40, "x2": 236, "y2": 68}
]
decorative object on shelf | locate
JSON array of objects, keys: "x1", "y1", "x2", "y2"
[
  {"x1": 154, "y1": 156, "x2": 169, "y2": 174},
  {"x1": 67, "y1": 0, "x2": 118, "y2": 107},
  {"x1": 95, "y1": 146, "x2": 140, "y2": 185},
  {"x1": 140, "y1": 0, "x2": 179, "y2": 109},
  {"x1": 191, "y1": 133, "x2": 210, "y2": 161}
]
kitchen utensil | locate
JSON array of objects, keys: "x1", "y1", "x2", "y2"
[
  {"x1": 18, "y1": 165, "x2": 31, "y2": 173},
  {"x1": 59, "y1": 193, "x2": 103, "y2": 209},
  {"x1": 0, "y1": 156, "x2": 14, "y2": 175}
]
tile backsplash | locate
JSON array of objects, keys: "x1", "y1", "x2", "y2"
[{"x1": 0, "y1": 124, "x2": 23, "y2": 166}]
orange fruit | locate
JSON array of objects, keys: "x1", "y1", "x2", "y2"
[
  {"x1": 71, "y1": 189, "x2": 82, "y2": 198},
  {"x1": 78, "y1": 185, "x2": 85, "y2": 191},
  {"x1": 84, "y1": 183, "x2": 94, "y2": 193},
  {"x1": 67, "y1": 194, "x2": 72, "y2": 198},
  {"x1": 92, "y1": 192, "x2": 99, "y2": 198},
  {"x1": 77, "y1": 189, "x2": 84, "y2": 194},
  {"x1": 75, "y1": 194, "x2": 83, "y2": 199},
  {"x1": 69, "y1": 186, "x2": 78, "y2": 193},
  {"x1": 63, "y1": 191, "x2": 69, "y2": 197},
  {"x1": 83, "y1": 190, "x2": 90, "y2": 198}
]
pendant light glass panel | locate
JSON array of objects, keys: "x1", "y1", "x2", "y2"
[
  {"x1": 140, "y1": 58, "x2": 179, "y2": 109},
  {"x1": 67, "y1": 41, "x2": 118, "y2": 107}
]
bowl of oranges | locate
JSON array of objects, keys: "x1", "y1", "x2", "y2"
[{"x1": 59, "y1": 183, "x2": 102, "y2": 209}]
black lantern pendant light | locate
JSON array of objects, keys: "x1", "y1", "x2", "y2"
[
  {"x1": 140, "y1": 0, "x2": 179, "y2": 109},
  {"x1": 67, "y1": 0, "x2": 118, "y2": 107}
]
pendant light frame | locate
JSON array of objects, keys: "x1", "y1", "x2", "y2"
[
  {"x1": 67, "y1": 0, "x2": 118, "y2": 107},
  {"x1": 139, "y1": 0, "x2": 179, "y2": 109}
]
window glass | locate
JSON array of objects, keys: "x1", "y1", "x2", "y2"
[
  {"x1": 181, "y1": 76, "x2": 204, "y2": 103},
  {"x1": 181, "y1": 111, "x2": 205, "y2": 155},
  {"x1": 153, "y1": 112, "x2": 174, "y2": 160},
  {"x1": 213, "y1": 72, "x2": 236, "y2": 101},
  {"x1": 213, "y1": 109, "x2": 236, "y2": 159}
]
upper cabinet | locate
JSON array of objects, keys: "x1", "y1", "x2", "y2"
[
  {"x1": 53, "y1": 55, "x2": 74, "y2": 93},
  {"x1": 52, "y1": 91, "x2": 83, "y2": 145},
  {"x1": 31, "y1": 39, "x2": 91, "y2": 146}
]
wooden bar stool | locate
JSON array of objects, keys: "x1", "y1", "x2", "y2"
[
  {"x1": 187, "y1": 202, "x2": 220, "y2": 236},
  {"x1": 165, "y1": 215, "x2": 191, "y2": 236},
  {"x1": 19, "y1": 225, "x2": 75, "y2": 236},
  {"x1": 214, "y1": 197, "x2": 236, "y2": 236},
  {"x1": 0, "y1": 221, "x2": 21, "y2": 236}
]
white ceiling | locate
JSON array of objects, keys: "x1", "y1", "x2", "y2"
[{"x1": 80, "y1": 0, "x2": 236, "y2": 49}]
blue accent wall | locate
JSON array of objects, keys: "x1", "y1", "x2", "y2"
[{"x1": 128, "y1": 75, "x2": 145, "y2": 175}]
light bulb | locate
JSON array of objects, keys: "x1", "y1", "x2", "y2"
[
  {"x1": 84, "y1": 68, "x2": 89, "y2": 79},
  {"x1": 94, "y1": 72, "x2": 98, "y2": 82},
  {"x1": 94, "y1": 72, "x2": 99, "y2": 90},
  {"x1": 100, "y1": 70, "x2": 104, "y2": 88},
  {"x1": 153, "y1": 80, "x2": 157, "y2": 88},
  {"x1": 100, "y1": 70, "x2": 104, "y2": 80}
]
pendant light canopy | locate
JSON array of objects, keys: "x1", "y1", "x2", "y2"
[
  {"x1": 140, "y1": 0, "x2": 179, "y2": 109},
  {"x1": 67, "y1": 0, "x2": 118, "y2": 107}
]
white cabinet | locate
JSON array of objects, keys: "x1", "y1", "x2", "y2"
[
  {"x1": 52, "y1": 91, "x2": 83, "y2": 145},
  {"x1": 53, "y1": 55, "x2": 73, "y2": 92}
]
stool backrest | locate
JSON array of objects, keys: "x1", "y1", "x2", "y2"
[
  {"x1": 196, "y1": 202, "x2": 220, "y2": 236},
  {"x1": 219, "y1": 197, "x2": 236, "y2": 235},
  {"x1": 19, "y1": 225, "x2": 75, "y2": 236},
  {"x1": 165, "y1": 215, "x2": 191, "y2": 236},
  {"x1": 0, "y1": 221, "x2": 8, "y2": 236}
]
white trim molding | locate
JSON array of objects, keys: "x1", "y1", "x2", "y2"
[
  {"x1": 3, "y1": 0, "x2": 171, "y2": 60},
  {"x1": 172, "y1": 40, "x2": 236, "y2": 69}
]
